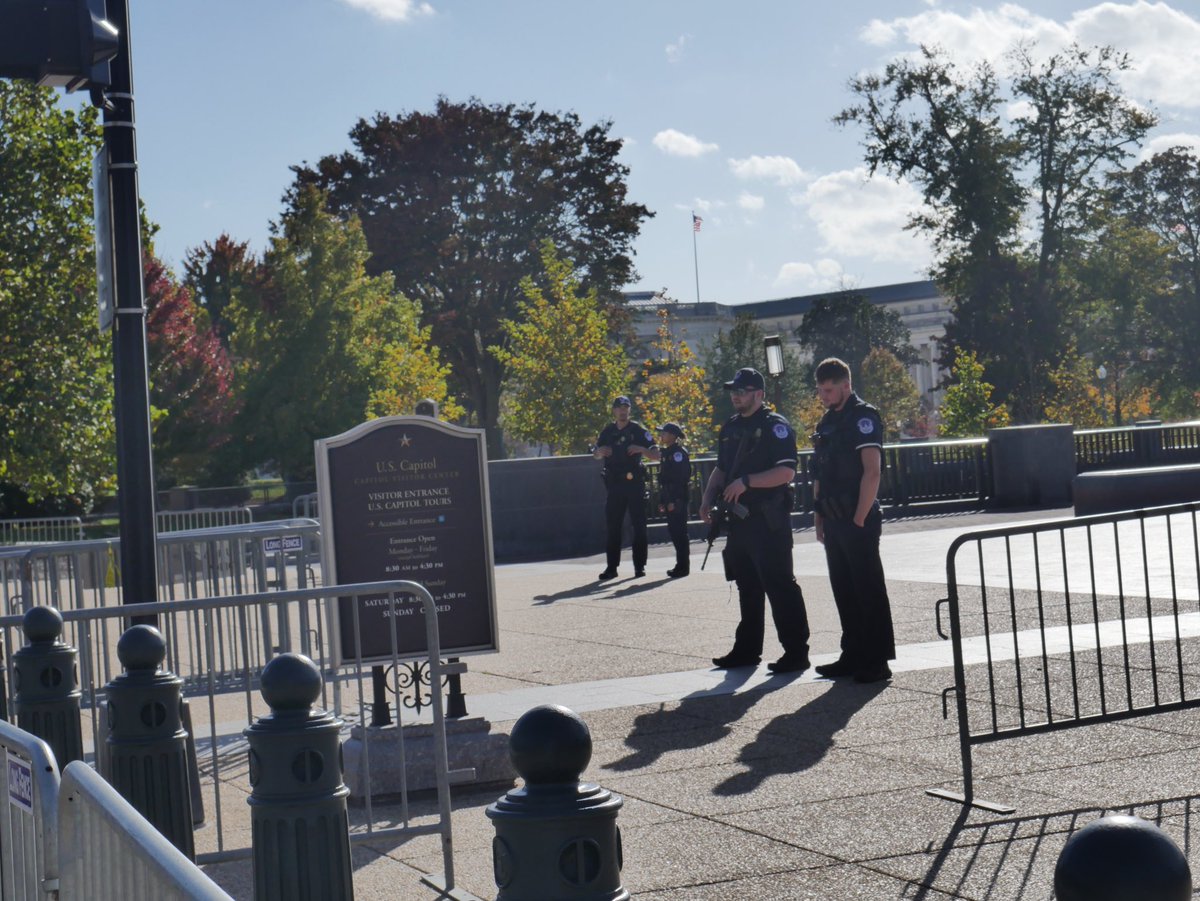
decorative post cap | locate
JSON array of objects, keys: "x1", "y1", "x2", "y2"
[
  {"x1": 116, "y1": 624, "x2": 166, "y2": 672},
  {"x1": 509, "y1": 704, "x2": 592, "y2": 785},
  {"x1": 260, "y1": 653, "x2": 323, "y2": 713},
  {"x1": 22, "y1": 606, "x2": 63, "y2": 645}
]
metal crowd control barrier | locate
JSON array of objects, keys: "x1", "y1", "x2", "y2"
[
  {"x1": 156, "y1": 507, "x2": 253, "y2": 533},
  {"x1": 929, "y1": 501, "x2": 1200, "y2": 814},
  {"x1": 0, "y1": 580, "x2": 468, "y2": 896},
  {"x1": 0, "y1": 718, "x2": 60, "y2": 900},
  {"x1": 0, "y1": 520, "x2": 321, "y2": 623},
  {"x1": 0, "y1": 517, "x2": 84, "y2": 546},
  {"x1": 58, "y1": 761, "x2": 231, "y2": 900}
]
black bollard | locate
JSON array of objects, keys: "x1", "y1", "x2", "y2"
[
  {"x1": 487, "y1": 704, "x2": 627, "y2": 901},
  {"x1": 104, "y1": 624, "x2": 195, "y2": 859},
  {"x1": 246, "y1": 653, "x2": 354, "y2": 901},
  {"x1": 1055, "y1": 813, "x2": 1191, "y2": 901},
  {"x1": 14, "y1": 606, "x2": 83, "y2": 768}
]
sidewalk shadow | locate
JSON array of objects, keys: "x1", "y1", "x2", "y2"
[
  {"x1": 713, "y1": 679, "x2": 887, "y2": 796},
  {"x1": 605, "y1": 668, "x2": 788, "y2": 772},
  {"x1": 532, "y1": 575, "x2": 669, "y2": 605},
  {"x1": 911, "y1": 794, "x2": 1200, "y2": 900}
]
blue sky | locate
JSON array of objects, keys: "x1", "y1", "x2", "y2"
[{"x1": 125, "y1": 0, "x2": 1200, "y2": 305}]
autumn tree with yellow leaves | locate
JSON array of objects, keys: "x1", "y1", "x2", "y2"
[
  {"x1": 635, "y1": 309, "x2": 714, "y2": 453},
  {"x1": 492, "y1": 243, "x2": 630, "y2": 454}
]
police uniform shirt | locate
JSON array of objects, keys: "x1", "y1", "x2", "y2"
[
  {"x1": 717, "y1": 406, "x2": 798, "y2": 504},
  {"x1": 811, "y1": 393, "x2": 883, "y2": 502},
  {"x1": 597, "y1": 421, "x2": 656, "y2": 482},
  {"x1": 659, "y1": 445, "x2": 691, "y2": 502}
]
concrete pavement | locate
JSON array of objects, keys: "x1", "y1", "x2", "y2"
[{"x1": 201, "y1": 505, "x2": 1200, "y2": 899}]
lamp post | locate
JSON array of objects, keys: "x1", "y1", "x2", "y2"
[
  {"x1": 1096, "y1": 364, "x2": 1108, "y2": 426},
  {"x1": 764, "y1": 335, "x2": 784, "y2": 411}
]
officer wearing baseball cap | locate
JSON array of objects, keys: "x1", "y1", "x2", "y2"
[
  {"x1": 593, "y1": 396, "x2": 658, "y2": 580},
  {"x1": 701, "y1": 368, "x2": 810, "y2": 673},
  {"x1": 656, "y1": 422, "x2": 691, "y2": 578}
]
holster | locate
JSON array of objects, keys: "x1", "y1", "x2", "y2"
[{"x1": 721, "y1": 545, "x2": 736, "y2": 582}]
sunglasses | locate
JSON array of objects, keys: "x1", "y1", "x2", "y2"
[{"x1": 727, "y1": 387, "x2": 760, "y2": 398}]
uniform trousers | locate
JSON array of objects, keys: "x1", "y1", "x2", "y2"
[
  {"x1": 722, "y1": 512, "x2": 810, "y2": 658},
  {"x1": 665, "y1": 500, "x2": 689, "y2": 571},
  {"x1": 605, "y1": 481, "x2": 647, "y2": 571},
  {"x1": 822, "y1": 507, "x2": 896, "y2": 665}
]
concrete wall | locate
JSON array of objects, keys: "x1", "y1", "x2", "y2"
[
  {"x1": 488, "y1": 455, "x2": 608, "y2": 562},
  {"x1": 987, "y1": 424, "x2": 1075, "y2": 507},
  {"x1": 1074, "y1": 464, "x2": 1200, "y2": 517}
]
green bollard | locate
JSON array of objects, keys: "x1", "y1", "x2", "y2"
[
  {"x1": 14, "y1": 606, "x2": 83, "y2": 768},
  {"x1": 246, "y1": 653, "x2": 354, "y2": 901},
  {"x1": 487, "y1": 704, "x2": 627, "y2": 900},
  {"x1": 104, "y1": 624, "x2": 195, "y2": 859}
]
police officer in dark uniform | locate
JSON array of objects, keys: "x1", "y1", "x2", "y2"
[
  {"x1": 701, "y1": 368, "x2": 810, "y2": 672},
  {"x1": 810, "y1": 357, "x2": 896, "y2": 684},
  {"x1": 594, "y1": 396, "x2": 658, "y2": 580},
  {"x1": 656, "y1": 422, "x2": 691, "y2": 578}
]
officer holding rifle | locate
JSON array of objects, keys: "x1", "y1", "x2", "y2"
[{"x1": 700, "y1": 368, "x2": 810, "y2": 673}]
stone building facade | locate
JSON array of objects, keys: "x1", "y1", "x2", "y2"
[{"x1": 626, "y1": 279, "x2": 952, "y2": 408}]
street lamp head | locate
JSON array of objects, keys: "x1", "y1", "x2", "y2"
[{"x1": 763, "y1": 335, "x2": 785, "y2": 378}]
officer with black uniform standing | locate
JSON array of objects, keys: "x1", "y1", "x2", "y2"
[
  {"x1": 656, "y1": 422, "x2": 691, "y2": 578},
  {"x1": 594, "y1": 396, "x2": 658, "y2": 580},
  {"x1": 701, "y1": 368, "x2": 810, "y2": 673},
  {"x1": 810, "y1": 357, "x2": 896, "y2": 683}
]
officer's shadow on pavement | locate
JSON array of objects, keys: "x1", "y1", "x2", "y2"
[
  {"x1": 603, "y1": 668, "x2": 793, "y2": 773},
  {"x1": 532, "y1": 575, "x2": 669, "y2": 605},
  {"x1": 713, "y1": 678, "x2": 887, "y2": 796}
]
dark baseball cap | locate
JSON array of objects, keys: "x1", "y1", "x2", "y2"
[
  {"x1": 724, "y1": 368, "x2": 765, "y2": 391},
  {"x1": 657, "y1": 422, "x2": 685, "y2": 438},
  {"x1": 612, "y1": 395, "x2": 632, "y2": 407}
]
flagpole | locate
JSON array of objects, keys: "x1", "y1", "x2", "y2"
[{"x1": 691, "y1": 211, "x2": 701, "y2": 303}]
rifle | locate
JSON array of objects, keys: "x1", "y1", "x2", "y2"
[
  {"x1": 700, "y1": 429, "x2": 753, "y2": 571},
  {"x1": 701, "y1": 497, "x2": 748, "y2": 570}
]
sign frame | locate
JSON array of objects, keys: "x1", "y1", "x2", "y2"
[{"x1": 315, "y1": 415, "x2": 499, "y2": 667}]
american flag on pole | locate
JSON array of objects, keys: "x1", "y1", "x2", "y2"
[{"x1": 693, "y1": 213, "x2": 703, "y2": 233}]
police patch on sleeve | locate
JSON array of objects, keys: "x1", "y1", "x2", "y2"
[
  {"x1": 673, "y1": 451, "x2": 683, "y2": 462},
  {"x1": 645, "y1": 430, "x2": 654, "y2": 442},
  {"x1": 772, "y1": 423, "x2": 789, "y2": 439},
  {"x1": 858, "y1": 417, "x2": 875, "y2": 434}
]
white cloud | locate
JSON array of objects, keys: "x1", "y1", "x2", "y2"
[
  {"x1": 793, "y1": 167, "x2": 934, "y2": 266},
  {"x1": 666, "y1": 34, "x2": 690, "y2": 63},
  {"x1": 340, "y1": 0, "x2": 434, "y2": 21},
  {"x1": 737, "y1": 192, "x2": 765, "y2": 212},
  {"x1": 1140, "y1": 132, "x2": 1200, "y2": 160},
  {"x1": 773, "y1": 259, "x2": 845, "y2": 292},
  {"x1": 653, "y1": 129, "x2": 719, "y2": 157},
  {"x1": 859, "y1": 2, "x2": 1200, "y2": 108},
  {"x1": 674, "y1": 198, "x2": 722, "y2": 214},
  {"x1": 728, "y1": 155, "x2": 808, "y2": 186},
  {"x1": 858, "y1": 5, "x2": 1070, "y2": 68},
  {"x1": 1069, "y1": 2, "x2": 1200, "y2": 108}
]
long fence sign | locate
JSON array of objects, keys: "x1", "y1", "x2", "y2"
[{"x1": 315, "y1": 416, "x2": 499, "y2": 665}]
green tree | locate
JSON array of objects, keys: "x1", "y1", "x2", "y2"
[
  {"x1": 837, "y1": 43, "x2": 1156, "y2": 420},
  {"x1": 0, "y1": 82, "x2": 115, "y2": 509},
  {"x1": 491, "y1": 243, "x2": 629, "y2": 455},
  {"x1": 700, "y1": 314, "x2": 807, "y2": 430},
  {"x1": 938, "y1": 349, "x2": 1011, "y2": 438},
  {"x1": 857, "y1": 348, "x2": 920, "y2": 442},
  {"x1": 229, "y1": 186, "x2": 456, "y2": 479},
  {"x1": 794, "y1": 292, "x2": 917, "y2": 378},
  {"x1": 290, "y1": 98, "x2": 652, "y2": 456},
  {"x1": 182, "y1": 234, "x2": 260, "y2": 345},
  {"x1": 635, "y1": 309, "x2": 714, "y2": 453},
  {"x1": 1108, "y1": 146, "x2": 1200, "y2": 412}
]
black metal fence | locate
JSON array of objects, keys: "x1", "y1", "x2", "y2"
[
  {"x1": 644, "y1": 437, "x2": 991, "y2": 523},
  {"x1": 1075, "y1": 421, "x2": 1200, "y2": 473},
  {"x1": 929, "y1": 501, "x2": 1200, "y2": 813}
]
